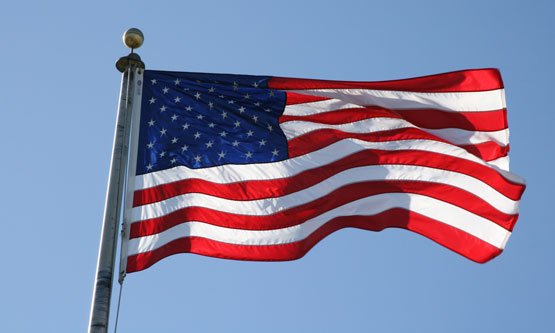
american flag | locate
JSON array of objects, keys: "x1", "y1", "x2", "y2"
[{"x1": 123, "y1": 69, "x2": 526, "y2": 273}]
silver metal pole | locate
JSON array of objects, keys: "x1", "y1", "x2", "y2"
[{"x1": 89, "y1": 29, "x2": 145, "y2": 333}]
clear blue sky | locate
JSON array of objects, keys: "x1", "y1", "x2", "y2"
[{"x1": 1, "y1": 1, "x2": 553, "y2": 332}]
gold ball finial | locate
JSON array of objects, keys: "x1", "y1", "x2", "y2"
[{"x1": 123, "y1": 28, "x2": 144, "y2": 50}]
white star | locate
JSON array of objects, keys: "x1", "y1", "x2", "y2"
[
  {"x1": 149, "y1": 97, "x2": 156, "y2": 104},
  {"x1": 238, "y1": 106, "x2": 246, "y2": 114},
  {"x1": 194, "y1": 92, "x2": 201, "y2": 99},
  {"x1": 194, "y1": 132, "x2": 201, "y2": 139},
  {"x1": 185, "y1": 106, "x2": 193, "y2": 111},
  {"x1": 146, "y1": 164, "x2": 153, "y2": 170},
  {"x1": 254, "y1": 102, "x2": 261, "y2": 107},
  {"x1": 147, "y1": 142, "x2": 155, "y2": 149},
  {"x1": 171, "y1": 114, "x2": 178, "y2": 121},
  {"x1": 218, "y1": 151, "x2": 226, "y2": 159},
  {"x1": 159, "y1": 151, "x2": 166, "y2": 157},
  {"x1": 272, "y1": 149, "x2": 279, "y2": 156},
  {"x1": 219, "y1": 95, "x2": 224, "y2": 98},
  {"x1": 182, "y1": 123, "x2": 190, "y2": 130},
  {"x1": 197, "y1": 114, "x2": 204, "y2": 120},
  {"x1": 148, "y1": 119, "x2": 155, "y2": 127},
  {"x1": 209, "y1": 87, "x2": 215, "y2": 93},
  {"x1": 258, "y1": 139, "x2": 267, "y2": 147},
  {"x1": 171, "y1": 137, "x2": 178, "y2": 144},
  {"x1": 246, "y1": 130, "x2": 254, "y2": 137},
  {"x1": 220, "y1": 131, "x2": 227, "y2": 137},
  {"x1": 163, "y1": 87, "x2": 169, "y2": 94},
  {"x1": 174, "y1": 96, "x2": 181, "y2": 103},
  {"x1": 208, "y1": 101, "x2": 214, "y2": 109},
  {"x1": 160, "y1": 105, "x2": 167, "y2": 112},
  {"x1": 174, "y1": 78, "x2": 181, "y2": 85},
  {"x1": 245, "y1": 151, "x2": 253, "y2": 158},
  {"x1": 264, "y1": 108, "x2": 271, "y2": 112},
  {"x1": 253, "y1": 82, "x2": 259, "y2": 88},
  {"x1": 269, "y1": 90, "x2": 275, "y2": 97},
  {"x1": 181, "y1": 145, "x2": 189, "y2": 152},
  {"x1": 233, "y1": 82, "x2": 239, "y2": 90},
  {"x1": 228, "y1": 100, "x2": 235, "y2": 104},
  {"x1": 160, "y1": 128, "x2": 167, "y2": 136},
  {"x1": 170, "y1": 158, "x2": 177, "y2": 164},
  {"x1": 234, "y1": 120, "x2": 241, "y2": 128},
  {"x1": 232, "y1": 140, "x2": 240, "y2": 147},
  {"x1": 205, "y1": 141, "x2": 214, "y2": 148},
  {"x1": 194, "y1": 155, "x2": 202, "y2": 163},
  {"x1": 267, "y1": 124, "x2": 273, "y2": 131},
  {"x1": 221, "y1": 111, "x2": 228, "y2": 119},
  {"x1": 208, "y1": 122, "x2": 216, "y2": 128},
  {"x1": 151, "y1": 79, "x2": 157, "y2": 85},
  {"x1": 244, "y1": 93, "x2": 250, "y2": 99},
  {"x1": 252, "y1": 115, "x2": 259, "y2": 123}
]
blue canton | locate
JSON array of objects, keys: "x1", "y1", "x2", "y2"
[{"x1": 137, "y1": 70, "x2": 288, "y2": 174}]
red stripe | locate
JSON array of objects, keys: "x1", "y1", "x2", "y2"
[
  {"x1": 281, "y1": 106, "x2": 508, "y2": 132},
  {"x1": 126, "y1": 209, "x2": 503, "y2": 273},
  {"x1": 287, "y1": 127, "x2": 508, "y2": 162},
  {"x1": 461, "y1": 142, "x2": 510, "y2": 162},
  {"x1": 395, "y1": 108, "x2": 507, "y2": 132},
  {"x1": 134, "y1": 148, "x2": 523, "y2": 208},
  {"x1": 130, "y1": 179, "x2": 519, "y2": 241},
  {"x1": 287, "y1": 128, "x2": 448, "y2": 157},
  {"x1": 285, "y1": 92, "x2": 330, "y2": 105},
  {"x1": 280, "y1": 107, "x2": 402, "y2": 124},
  {"x1": 269, "y1": 68, "x2": 503, "y2": 93}
]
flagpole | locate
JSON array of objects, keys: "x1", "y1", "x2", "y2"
[{"x1": 88, "y1": 28, "x2": 145, "y2": 333}]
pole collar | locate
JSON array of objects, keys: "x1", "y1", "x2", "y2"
[{"x1": 116, "y1": 53, "x2": 145, "y2": 73}]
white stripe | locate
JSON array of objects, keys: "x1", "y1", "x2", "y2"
[
  {"x1": 127, "y1": 193, "x2": 511, "y2": 256},
  {"x1": 281, "y1": 117, "x2": 411, "y2": 140},
  {"x1": 487, "y1": 156, "x2": 510, "y2": 171},
  {"x1": 132, "y1": 163, "x2": 518, "y2": 222},
  {"x1": 281, "y1": 117, "x2": 509, "y2": 146},
  {"x1": 286, "y1": 88, "x2": 505, "y2": 112},
  {"x1": 426, "y1": 128, "x2": 508, "y2": 146},
  {"x1": 284, "y1": 96, "x2": 504, "y2": 116},
  {"x1": 134, "y1": 138, "x2": 526, "y2": 190},
  {"x1": 284, "y1": 99, "x2": 364, "y2": 116}
]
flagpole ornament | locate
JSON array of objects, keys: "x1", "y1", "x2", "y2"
[
  {"x1": 123, "y1": 28, "x2": 144, "y2": 50},
  {"x1": 116, "y1": 28, "x2": 145, "y2": 73}
]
